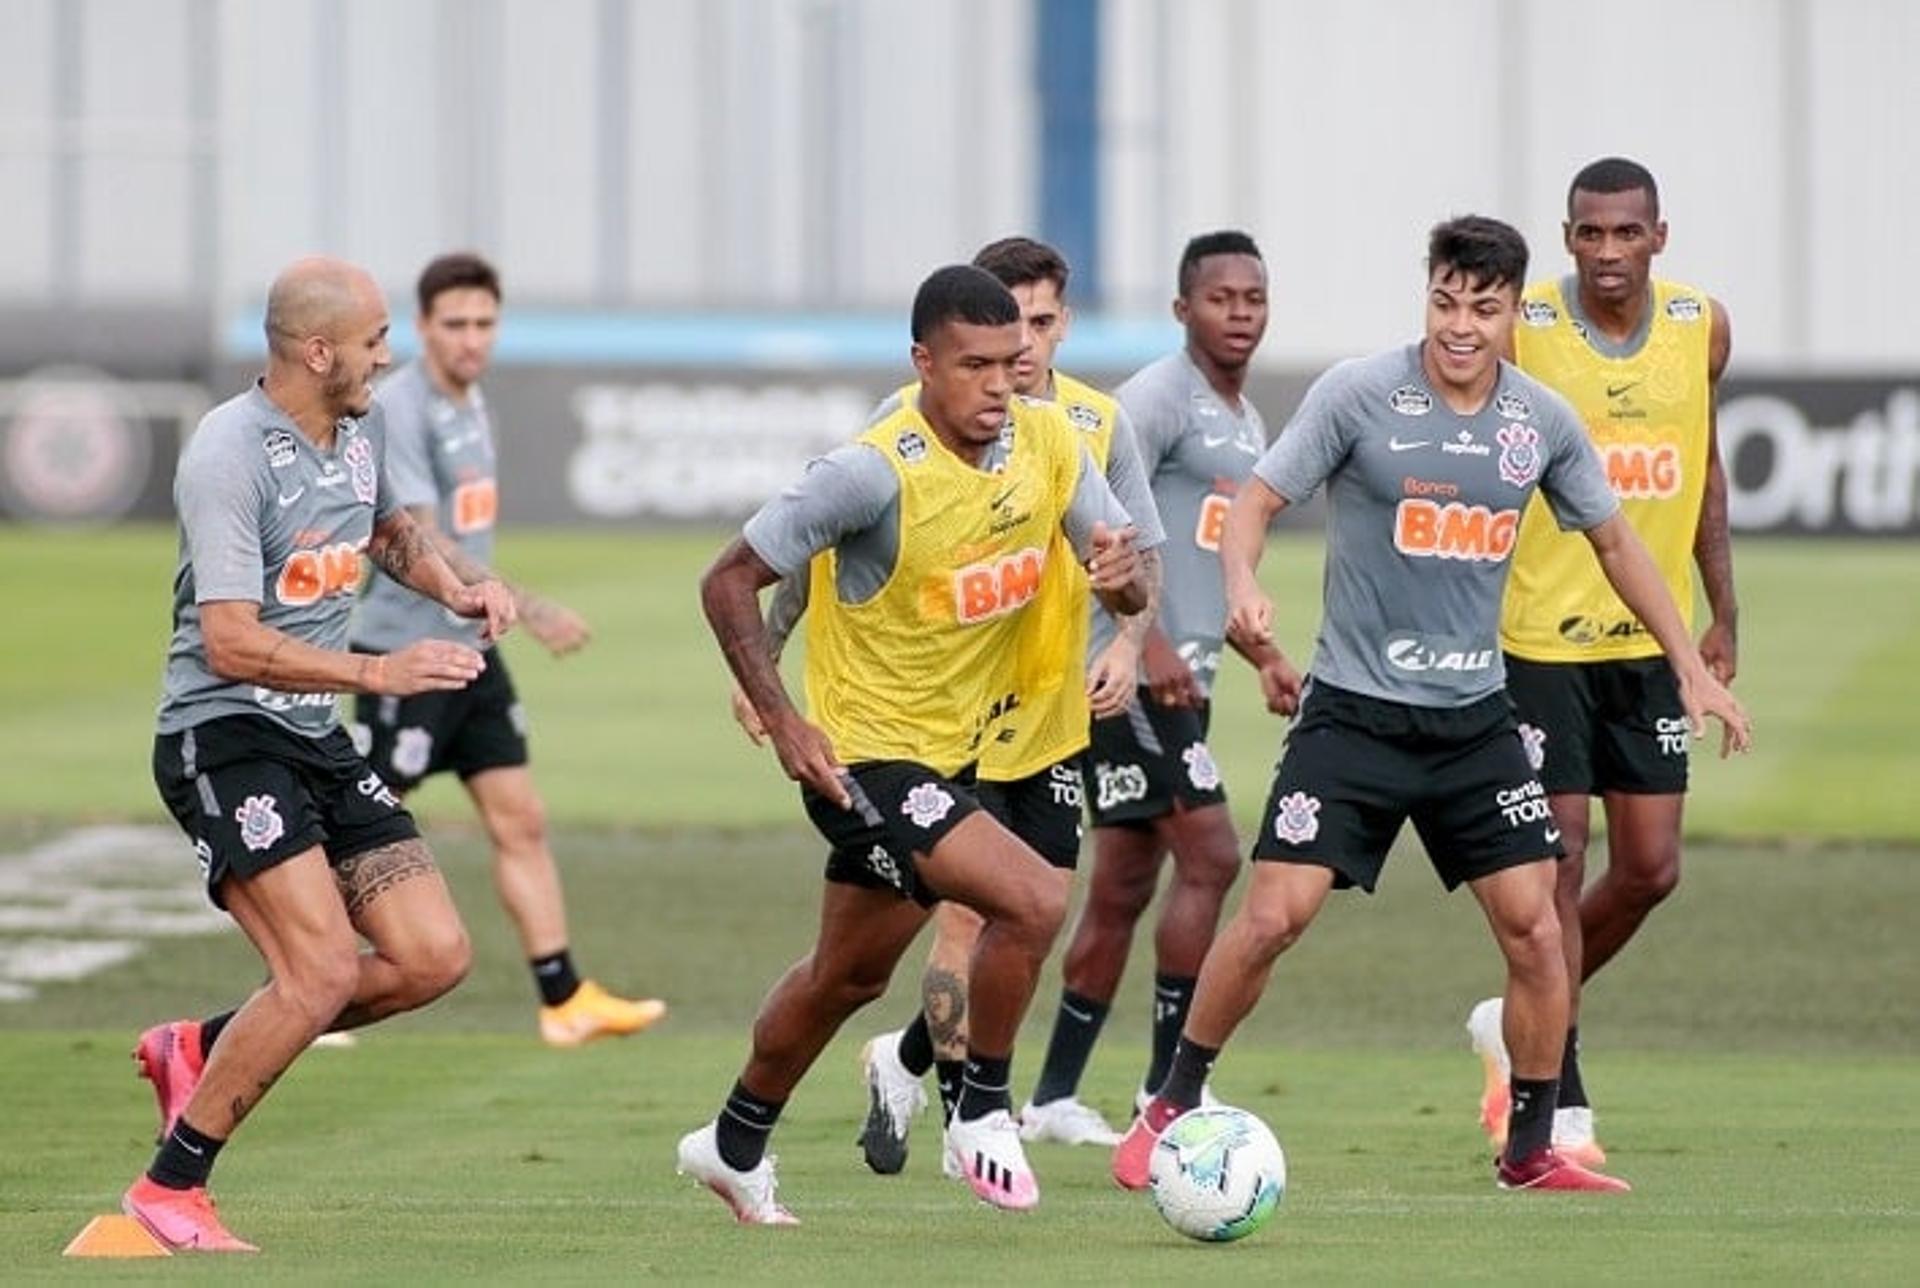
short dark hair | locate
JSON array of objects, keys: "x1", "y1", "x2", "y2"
[
  {"x1": 1426, "y1": 216, "x2": 1529, "y2": 294},
  {"x1": 972, "y1": 236, "x2": 1070, "y2": 297},
  {"x1": 1177, "y1": 230, "x2": 1262, "y2": 296},
  {"x1": 417, "y1": 252, "x2": 501, "y2": 317},
  {"x1": 910, "y1": 264, "x2": 1020, "y2": 343},
  {"x1": 1567, "y1": 157, "x2": 1660, "y2": 220}
]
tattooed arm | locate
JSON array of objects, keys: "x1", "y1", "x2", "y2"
[
  {"x1": 199, "y1": 599, "x2": 483, "y2": 697},
  {"x1": 368, "y1": 507, "x2": 516, "y2": 642},
  {"x1": 397, "y1": 505, "x2": 590, "y2": 655}
]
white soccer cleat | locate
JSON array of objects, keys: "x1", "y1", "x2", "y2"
[
  {"x1": 946, "y1": 1110, "x2": 1040, "y2": 1210},
  {"x1": 1019, "y1": 1095, "x2": 1121, "y2": 1146},
  {"x1": 1467, "y1": 997, "x2": 1513, "y2": 1149},
  {"x1": 856, "y1": 1029, "x2": 928, "y2": 1175},
  {"x1": 675, "y1": 1123, "x2": 799, "y2": 1226}
]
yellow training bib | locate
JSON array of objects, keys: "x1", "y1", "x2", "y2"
[{"x1": 1504, "y1": 277, "x2": 1712, "y2": 661}]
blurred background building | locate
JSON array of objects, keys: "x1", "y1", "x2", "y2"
[{"x1": 1, "y1": 0, "x2": 1915, "y2": 531}]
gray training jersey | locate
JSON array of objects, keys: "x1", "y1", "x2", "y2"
[
  {"x1": 1092, "y1": 349, "x2": 1267, "y2": 696},
  {"x1": 1255, "y1": 342, "x2": 1619, "y2": 707},
  {"x1": 157, "y1": 383, "x2": 400, "y2": 737},
  {"x1": 352, "y1": 360, "x2": 497, "y2": 650}
]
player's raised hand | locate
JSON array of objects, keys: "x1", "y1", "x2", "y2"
[
  {"x1": 1141, "y1": 630, "x2": 1200, "y2": 710},
  {"x1": 1085, "y1": 635, "x2": 1139, "y2": 719},
  {"x1": 1679, "y1": 667, "x2": 1752, "y2": 758},
  {"x1": 448, "y1": 578, "x2": 517, "y2": 642},
  {"x1": 524, "y1": 596, "x2": 591, "y2": 656},
  {"x1": 370, "y1": 639, "x2": 486, "y2": 696},
  {"x1": 766, "y1": 711, "x2": 848, "y2": 808},
  {"x1": 1084, "y1": 522, "x2": 1140, "y2": 592},
  {"x1": 1698, "y1": 619, "x2": 1738, "y2": 685},
  {"x1": 729, "y1": 684, "x2": 768, "y2": 745}
]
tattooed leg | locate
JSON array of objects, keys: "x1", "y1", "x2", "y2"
[
  {"x1": 922, "y1": 902, "x2": 985, "y2": 1060},
  {"x1": 327, "y1": 838, "x2": 472, "y2": 1030}
]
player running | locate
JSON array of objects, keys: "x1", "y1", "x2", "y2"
[
  {"x1": 1113, "y1": 216, "x2": 1750, "y2": 1195},
  {"x1": 679, "y1": 265, "x2": 1149, "y2": 1223},
  {"x1": 1467, "y1": 158, "x2": 1738, "y2": 1166},
  {"x1": 1023, "y1": 231, "x2": 1295, "y2": 1143},
  {"x1": 350, "y1": 252, "x2": 665, "y2": 1047},
  {"x1": 126, "y1": 256, "x2": 514, "y2": 1251}
]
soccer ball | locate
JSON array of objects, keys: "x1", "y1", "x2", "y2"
[{"x1": 1148, "y1": 1105, "x2": 1287, "y2": 1242}]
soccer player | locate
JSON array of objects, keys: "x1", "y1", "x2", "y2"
[
  {"x1": 679, "y1": 265, "x2": 1149, "y2": 1222},
  {"x1": 350, "y1": 252, "x2": 665, "y2": 1046},
  {"x1": 126, "y1": 256, "x2": 516, "y2": 1250},
  {"x1": 780, "y1": 237, "x2": 1166, "y2": 1173},
  {"x1": 1466, "y1": 158, "x2": 1738, "y2": 1165},
  {"x1": 1022, "y1": 231, "x2": 1296, "y2": 1143},
  {"x1": 1113, "y1": 216, "x2": 1751, "y2": 1195}
]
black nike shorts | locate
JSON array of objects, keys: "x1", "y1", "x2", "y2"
[
  {"x1": 1504, "y1": 655, "x2": 1689, "y2": 795},
  {"x1": 153, "y1": 715, "x2": 418, "y2": 909},
  {"x1": 976, "y1": 758, "x2": 1085, "y2": 869},
  {"x1": 806, "y1": 760, "x2": 984, "y2": 907},
  {"x1": 1251, "y1": 679, "x2": 1563, "y2": 893},
  {"x1": 1084, "y1": 692, "x2": 1226, "y2": 827},
  {"x1": 350, "y1": 645, "x2": 528, "y2": 791}
]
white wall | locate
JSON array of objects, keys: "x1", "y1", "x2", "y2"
[{"x1": 0, "y1": 0, "x2": 1913, "y2": 366}]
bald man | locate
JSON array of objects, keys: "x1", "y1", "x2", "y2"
[{"x1": 125, "y1": 257, "x2": 517, "y2": 1252}]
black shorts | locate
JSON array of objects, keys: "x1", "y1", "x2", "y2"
[
  {"x1": 977, "y1": 758, "x2": 1085, "y2": 869},
  {"x1": 1251, "y1": 680, "x2": 1562, "y2": 893},
  {"x1": 350, "y1": 645, "x2": 528, "y2": 791},
  {"x1": 1504, "y1": 655, "x2": 1689, "y2": 796},
  {"x1": 153, "y1": 715, "x2": 419, "y2": 909},
  {"x1": 1085, "y1": 692, "x2": 1227, "y2": 827},
  {"x1": 805, "y1": 760, "x2": 985, "y2": 907}
]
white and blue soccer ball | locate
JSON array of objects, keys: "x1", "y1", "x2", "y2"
[{"x1": 1148, "y1": 1105, "x2": 1287, "y2": 1242}]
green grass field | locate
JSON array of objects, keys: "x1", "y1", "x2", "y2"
[{"x1": 1, "y1": 526, "x2": 1916, "y2": 1279}]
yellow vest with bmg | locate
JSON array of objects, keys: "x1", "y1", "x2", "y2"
[
  {"x1": 805, "y1": 396, "x2": 1081, "y2": 776},
  {"x1": 983, "y1": 371, "x2": 1119, "y2": 781},
  {"x1": 1504, "y1": 277, "x2": 1712, "y2": 662}
]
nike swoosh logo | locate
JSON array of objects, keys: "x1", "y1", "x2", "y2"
[
  {"x1": 1388, "y1": 438, "x2": 1429, "y2": 452},
  {"x1": 276, "y1": 488, "x2": 305, "y2": 507},
  {"x1": 1062, "y1": 1003, "x2": 1095, "y2": 1023},
  {"x1": 989, "y1": 485, "x2": 1018, "y2": 509},
  {"x1": 1544, "y1": 828, "x2": 1562, "y2": 843},
  {"x1": 1606, "y1": 381, "x2": 1641, "y2": 398}
]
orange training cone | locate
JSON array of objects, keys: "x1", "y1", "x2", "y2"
[{"x1": 62, "y1": 1213, "x2": 172, "y2": 1258}]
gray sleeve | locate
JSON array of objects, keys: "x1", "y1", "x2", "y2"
[
  {"x1": 1252, "y1": 363, "x2": 1355, "y2": 503},
  {"x1": 1117, "y1": 377, "x2": 1182, "y2": 475},
  {"x1": 372, "y1": 386, "x2": 439, "y2": 512},
  {"x1": 1535, "y1": 394, "x2": 1622, "y2": 531},
  {"x1": 177, "y1": 433, "x2": 265, "y2": 603},
  {"x1": 741, "y1": 443, "x2": 898, "y2": 576},
  {"x1": 1104, "y1": 404, "x2": 1167, "y2": 549},
  {"x1": 1061, "y1": 444, "x2": 1133, "y2": 561}
]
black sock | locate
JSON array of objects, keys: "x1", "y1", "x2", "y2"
[
  {"x1": 1029, "y1": 990, "x2": 1110, "y2": 1105},
  {"x1": 715, "y1": 1081, "x2": 785, "y2": 1171},
  {"x1": 530, "y1": 949, "x2": 581, "y2": 1008},
  {"x1": 935, "y1": 1059, "x2": 965, "y2": 1124},
  {"x1": 1505, "y1": 1076, "x2": 1559, "y2": 1163},
  {"x1": 897, "y1": 1012, "x2": 935, "y2": 1078},
  {"x1": 955, "y1": 1053, "x2": 1012, "y2": 1122},
  {"x1": 1146, "y1": 973, "x2": 1197, "y2": 1095},
  {"x1": 1558, "y1": 1026, "x2": 1588, "y2": 1108},
  {"x1": 147, "y1": 1119, "x2": 224, "y2": 1191},
  {"x1": 198, "y1": 1011, "x2": 235, "y2": 1062},
  {"x1": 1159, "y1": 1038, "x2": 1218, "y2": 1111}
]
